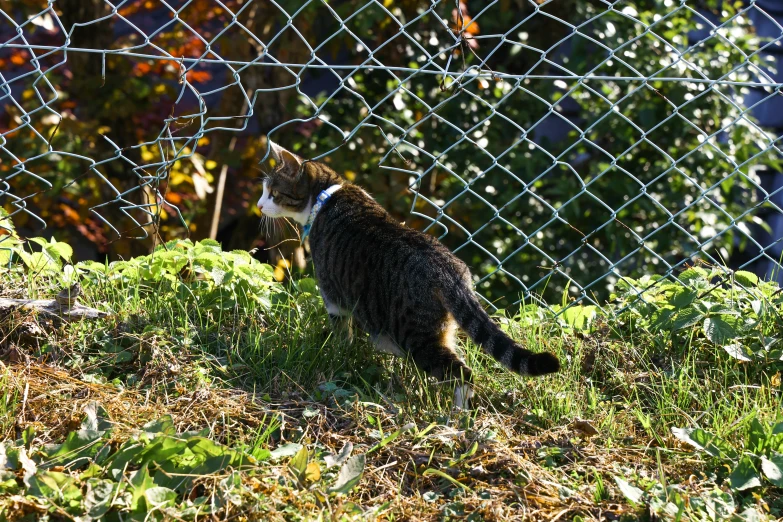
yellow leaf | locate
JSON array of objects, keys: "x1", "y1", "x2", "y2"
[
  {"x1": 344, "y1": 170, "x2": 357, "y2": 181},
  {"x1": 273, "y1": 266, "x2": 285, "y2": 282},
  {"x1": 154, "y1": 84, "x2": 167, "y2": 94},
  {"x1": 383, "y1": 0, "x2": 392, "y2": 6},
  {"x1": 305, "y1": 462, "x2": 321, "y2": 482},
  {"x1": 198, "y1": 136, "x2": 210, "y2": 146},
  {"x1": 205, "y1": 160, "x2": 218, "y2": 170},
  {"x1": 169, "y1": 171, "x2": 191, "y2": 186},
  {"x1": 22, "y1": 89, "x2": 34, "y2": 100},
  {"x1": 141, "y1": 147, "x2": 155, "y2": 162}
]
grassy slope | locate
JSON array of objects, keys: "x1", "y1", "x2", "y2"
[{"x1": 0, "y1": 242, "x2": 782, "y2": 521}]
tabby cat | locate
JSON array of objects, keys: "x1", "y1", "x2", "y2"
[{"x1": 256, "y1": 142, "x2": 560, "y2": 406}]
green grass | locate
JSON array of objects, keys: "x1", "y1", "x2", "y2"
[{"x1": 0, "y1": 239, "x2": 782, "y2": 520}]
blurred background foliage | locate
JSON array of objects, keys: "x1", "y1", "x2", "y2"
[{"x1": 1, "y1": 0, "x2": 780, "y2": 308}]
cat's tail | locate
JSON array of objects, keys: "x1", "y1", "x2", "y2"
[{"x1": 442, "y1": 284, "x2": 560, "y2": 376}]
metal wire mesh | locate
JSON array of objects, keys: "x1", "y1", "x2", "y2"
[{"x1": 2, "y1": 0, "x2": 783, "y2": 312}]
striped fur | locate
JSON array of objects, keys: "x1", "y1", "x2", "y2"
[{"x1": 257, "y1": 142, "x2": 560, "y2": 392}]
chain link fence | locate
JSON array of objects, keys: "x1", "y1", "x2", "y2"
[{"x1": 1, "y1": 0, "x2": 783, "y2": 312}]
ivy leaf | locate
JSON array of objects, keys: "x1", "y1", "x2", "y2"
[
  {"x1": 760, "y1": 453, "x2": 783, "y2": 487},
  {"x1": 327, "y1": 454, "x2": 365, "y2": 495},
  {"x1": 729, "y1": 456, "x2": 761, "y2": 491},
  {"x1": 703, "y1": 317, "x2": 741, "y2": 345}
]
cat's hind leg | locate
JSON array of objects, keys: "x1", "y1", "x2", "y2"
[
  {"x1": 406, "y1": 336, "x2": 474, "y2": 409},
  {"x1": 322, "y1": 293, "x2": 354, "y2": 343}
]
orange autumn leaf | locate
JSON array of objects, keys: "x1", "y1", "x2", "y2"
[
  {"x1": 165, "y1": 192, "x2": 183, "y2": 205},
  {"x1": 10, "y1": 53, "x2": 26, "y2": 66},
  {"x1": 58, "y1": 203, "x2": 80, "y2": 223},
  {"x1": 134, "y1": 62, "x2": 152, "y2": 76},
  {"x1": 186, "y1": 70, "x2": 212, "y2": 83},
  {"x1": 451, "y1": 2, "x2": 479, "y2": 36}
]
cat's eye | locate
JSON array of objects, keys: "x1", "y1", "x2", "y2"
[{"x1": 271, "y1": 190, "x2": 280, "y2": 198}]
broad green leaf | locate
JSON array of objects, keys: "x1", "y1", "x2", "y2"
[
  {"x1": 680, "y1": 267, "x2": 708, "y2": 285},
  {"x1": 729, "y1": 456, "x2": 761, "y2": 491},
  {"x1": 613, "y1": 476, "x2": 644, "y2": 506},
  {"x1": 27, "y1": 470, "x2": 82, "y2": 505},
  {"x1": 143, "y1": 415, "x2": 175, "y2": 435},
  {"x1": 18, "y1": 250, "x2": 57, "y2": 272},
  {"x1": 669, "y1": 288, "x2": 698, "y2": 309},
  {"x1": 45, "y1": 241, "x2": 73, "y2": 263},
  {"x1": 748, "y1": 418, "x2": 767, "y2": 453},
  {"x1": 18, "y1": 447, "x2": 37, "y2": 485},
  {"x1": 670, "y1": 427, "x2": 737, "y2": 459},
  {"x1": 704, "y1": 316, "x2": 741, "y2": 345},
  {"x1": 672, "y1": 308, "x2": 703, "y2": 331},
  {"x1": 84, "y1": 478, "x2": 116, "y2": 519},
  {"x1": 0, "y1": 249, "x2": 12, "y2": 267},
  {"x1": 44, "y1": 404, "x2": 110, "y2": 467},
  {"x1": 561, "y1": 305, "x2": 598, "y2": 331},
  {"x1": 270, "y1": 443, "x2": 303, "y2": 461},
  {"x1": 298, "y1": 278, "x2": 318, "y2": 295},
  {"x1": 129, "y1": 465, "x2": 155, "y2": 512},
  {"x1": 723, "y1": 344, "x2": 752, "y2": 362},
  {"x1": 324, "y1": 442, "x2": 353, "y2": 470},
  {"x1": 289, "y1": 445, "x2": 309, "y2": 480},
  {"x1": 703, "y1": 489, "x2": 736, "y2": 519},
  {"x1": 211, "y1": 267, "x2": 227, "y2": 285},
  {"x1": 760, "y1": 453, "x2": 783, "y2": 487},
  {"x1": 735, "y1": 271, "x2": 759, "y2": 287},
  {"x1": 650, "y1": 308, "x2": 675, "y2": 330},
  {"x1": 327, "y1": 454, "x2": 366, "y2": 494},
  {"x1": 145, "y1": 486, "x2": 177, "y2": 509},
  {"x1": 81, "y1": 401, "x2": 113, "y2": 432}
]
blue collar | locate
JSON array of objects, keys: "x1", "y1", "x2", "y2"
[{"x1": 302, "y1": 185, "x2": 341, "y2": 242}]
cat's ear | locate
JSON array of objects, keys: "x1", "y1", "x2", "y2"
[{"x1": 267, "y1": 140, "x2": 302, "y2": 174}]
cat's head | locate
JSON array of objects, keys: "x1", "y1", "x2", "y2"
[{"x1": 256, "y1": 141, "x2": 338, "y2": 225}]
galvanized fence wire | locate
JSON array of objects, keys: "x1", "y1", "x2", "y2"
[{"x1": 1, "y1": 0, "x2": 783, "y2": 314}]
